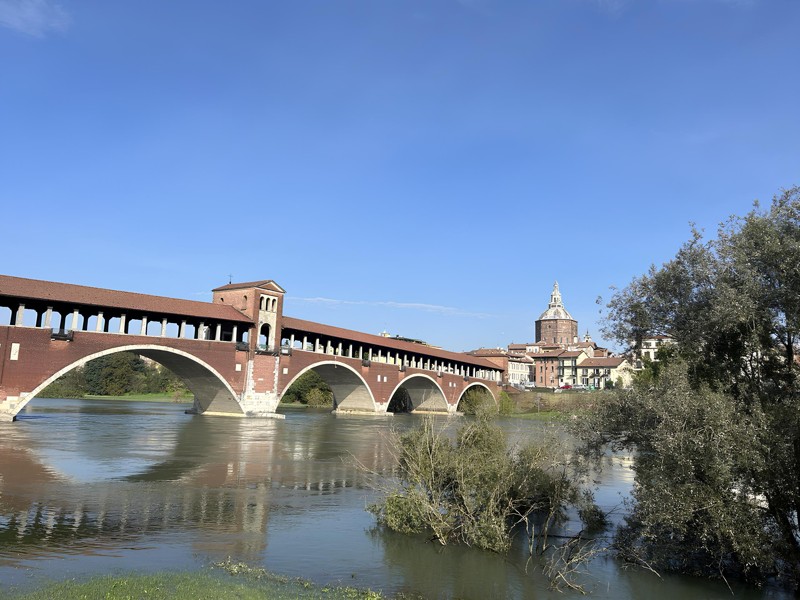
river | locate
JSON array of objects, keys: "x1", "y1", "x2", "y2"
[{"x1": 0, "y1": 399, "x2": 784, "y2": 598}]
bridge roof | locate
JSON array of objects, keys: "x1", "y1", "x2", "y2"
[
  {"x1": 281, "y1": 316, "x2": 502, "y2": 371},
  {"x1": 0, "y1": 275, "x2": 253, "y2": 324},
  {"x1": 212, "y1": 280, "x2": 286, "y2": 293}
]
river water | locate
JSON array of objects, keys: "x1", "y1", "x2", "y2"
[{"x1": 0, "y1": 399, "x2": 785, "y2": 599}]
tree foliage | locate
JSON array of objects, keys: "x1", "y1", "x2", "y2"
[
  {"x1": 592, "y1": 186, "x2": 800, "y2": 588},
  {"x1": 41, "y1": 352, "x2": 187, "y2": 398},
  {"x1": 370, "y1": 412, "x2": 598, "y2": 557},
  {"x1": 280, "y1": 370, "x2": 333, "y2": 406},
  {"x1": 458, "y1": 386, "x2": 496, "y2": 415}
]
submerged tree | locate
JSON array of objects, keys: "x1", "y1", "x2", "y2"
[
  {"x1": 589, "y1": 186, "x2": 800, "y2": 588},
  {"x1": 370, "y1": 409, "x2": 602, "y2": 590}
]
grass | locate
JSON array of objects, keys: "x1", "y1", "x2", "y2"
[
  {"x1": 4, "y1": 563, "x2": 396, "y2": 600},
  {"x1": 510, "y1": 411, "x2": 563, "y2": 420}
]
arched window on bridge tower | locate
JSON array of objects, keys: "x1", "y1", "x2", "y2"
[{"x1": 258, "y1": 323, "x2": 271, "y2": 351}]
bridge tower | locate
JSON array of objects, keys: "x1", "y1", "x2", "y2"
[
  {"x1": 211, "y1": 280, "x2": 285, "y2": 352},
  {"x1": 211, "y1": 280, "x2": 287, "y2": 415}
]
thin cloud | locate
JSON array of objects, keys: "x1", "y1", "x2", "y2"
[
  {"x1": 0, "y1": 0, "x2": 69, "y2": 37},
  {"x1": 294, "y1": 296, "x2": 496, "y2": 319},
  {"x1": 587, "y1": 0, "x2": 756, "y2": 13}
]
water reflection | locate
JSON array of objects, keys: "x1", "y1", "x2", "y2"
[
  {"x1": 0, "y1": 400, "x2": 403, "y2": 572},
  {"x1": 0, "y1": 399, "x2": 786, "y2": 599}
]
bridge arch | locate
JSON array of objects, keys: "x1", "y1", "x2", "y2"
[
  {"x1": 387, "y1": 374, "x2": 449, "y2": 413},
  {"x1": 455, "y1": 382, "x2": 497, "y2": 412},
  {"x1": 16, "y1": 344, "x2": 243, "y2": 418},
  {"x1": 280, "y1": 361, "x2": 376, "y2": 412}
]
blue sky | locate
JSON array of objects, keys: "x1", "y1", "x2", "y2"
[{"x1": 1, "y1": 0, "x2": 798, "y2": 352}]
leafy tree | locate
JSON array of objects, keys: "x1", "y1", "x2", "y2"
[
  {"x1": 39, "y1": 368, "x2": 87, "y2": 398},
  {"x1": 304, "y1": 387, "x2": 333, "y2": 407},
  {"x1": 459, "y1": 386, "x2": 495, "y2": 415},
  {"x1": 371, "y1": 412, "x2": 595, "y2": 553},
  {"x1": 371, "y1": 411, "x2": 603, "y2": 591},
  {"x1": 281, "y1": 370, "x2": 333, "y2": 405},
  {"x1": 591, "y1": 186, "x2": 800, "y2": 588},
  {"x1": 83, "y1": 352, "x2": 146, "y2": 396},
  {"x1": 497, "y1": 391, "x2": 514, "y2": 415},
  {"x1": 41, "y1": 352, "x2": 188, "y2": 398}
]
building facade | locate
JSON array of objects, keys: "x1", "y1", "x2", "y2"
[
  {"x1": 468, "y1": 348, "x2": 533, "y2": 386},
  {"x1": 578, "y1": 357, "x2": 633, "y2": 389}
]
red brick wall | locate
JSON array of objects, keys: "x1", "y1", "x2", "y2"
[{"x1": 0, "y1": 325, "x2": 246, "y2": 400}]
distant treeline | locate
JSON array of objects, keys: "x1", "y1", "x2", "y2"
[{"x1": 41, "y1": 352, "x2": 189, "y2": 398}]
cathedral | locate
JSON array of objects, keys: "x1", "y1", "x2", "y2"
[{"x1": 535, "y1": 282, "x2": 578, "y2": 345}]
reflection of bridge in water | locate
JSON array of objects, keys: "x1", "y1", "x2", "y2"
[{"x1": 0, "y1": 412, "x2": 402, "y2": 563}]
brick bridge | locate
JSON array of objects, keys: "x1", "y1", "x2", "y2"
[{"x1": 0, "y1": 275, "x2": 502, "y2": 422}]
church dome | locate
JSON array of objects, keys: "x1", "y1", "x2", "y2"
[{"x1": 537, "y1": 281, "x2": 575, "y2": 321}]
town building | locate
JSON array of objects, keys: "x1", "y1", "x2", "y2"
[
  {"x1": 635, "y1": 335, "x2": 675, "y2": 368},
  {"x1": 578, "y1": 357, "x2": 633, "y2": 389},
  {"x1": 508, "y1": 283, "x2": 624, "y2": 388},
  {"x1": 467, "y1": 348, "x2": 533, "y2": 386}
]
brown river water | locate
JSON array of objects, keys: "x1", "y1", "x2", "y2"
[{"x1": 0, "y1": 399, "x2": 787, "y2": 599}]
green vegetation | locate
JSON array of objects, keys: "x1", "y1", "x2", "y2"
[
  {"x1": 585, "y1": 186, "x2": 800, "y2": 590},
  {"x1": 457, "y1": 386, "x2": 495, "y2": 415},
  {"x1": 6, "y1": 564, "x2": 391, "y2": 600},
  {"x1": 496, "y1": 391, "x2": 514, "y2": 415},
  {"x1": 504, "y1": 389, "x2": 608, "y2": 419},
  {"x1": 40, "y1": 352, "x2": 189, "y2": 400},
  {"x1": 281, "y1": 370, "x2": 333, "y2": 406},
  {"x1": 369, "y1": 409, "x2": 602, "y2": 591}
]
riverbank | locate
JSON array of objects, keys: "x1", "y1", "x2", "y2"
[
  {"x1": 6, "y1": 566, "x2": 393, "y2": 600},
  {"x1": 507, "y1": 389, "x2": 610, "y2": 417},
  {"x1": 69, "y1": 393, "x2": 194, "y2": 403}
]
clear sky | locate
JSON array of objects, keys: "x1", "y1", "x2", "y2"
[{"x1": 1, "y1": 0, "x2": 798, "y2": 352}]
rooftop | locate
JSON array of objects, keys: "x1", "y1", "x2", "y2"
[
  {"x1": 0, "y1": 274, "x2": 252, "y2": 323},
  {"x1": 281, "y1": 316, "x2": 501, "y2": 371}
]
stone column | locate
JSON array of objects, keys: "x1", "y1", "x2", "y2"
[
  {"x1": 96, "y1": 312, "x2": 104, "y2": 332},
  {"x1": 215, "y1": 324, "x2": 222, "y2": 341},
  {"x1": 12, "y1": 303, "x2": 24, "y2": 326},
  {"x1": 179, "y1": 321, "x2": 186, "y2": 338},
  {"x1": 161, "y1": 319, "x2": 168, "y2": 337},
  {"x1": 232, "y1": 325, "x2": 238, "y2": 342},
  {"x1": 70, "y1": 309, "x2": 80, "y2": 331},
  {"x1": 44, "y1": 307, "x2": 53, "y2": 329},
  {"x1": 119, "y1": 314, "x2": 126, "y2": 334},
  {"x1": 198, "y1": 322, "x2": 205, "y2": 340},
  {"x1": 141, "y1": 316, "x2": 148, "y2": 336}
]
